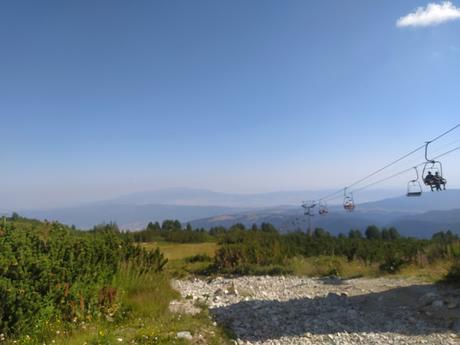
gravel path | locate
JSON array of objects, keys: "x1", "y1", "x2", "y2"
[{"x1": 171, "y1": 276, "x2": 460, "y2": 345}]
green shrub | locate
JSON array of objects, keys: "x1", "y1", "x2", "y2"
[
  {"x1": 445, "y1": 258, "x2": 460, "y2": 284},
  {"x1": 0, "y1": 218, "x2": 167, "y2": 337},
  {"x1": 379, "y1": 256, "x2": 405, "y2": 274},
  {"x1": 184, "y1": 254, "x2": 212, "y2": 263}
]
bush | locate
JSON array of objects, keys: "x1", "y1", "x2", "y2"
[
  {"x1": 0, "y1": 218, "x2": 167, "y2": 336},
  {"x1": 445, "y1": 258, "x2": 460, "y2": 284},
  {"x1": 379, "y1": 256, "x2": 405, "y2": 274},
  {"x1": 184, "y1": 254, "x2": 212, "y2": 263}
]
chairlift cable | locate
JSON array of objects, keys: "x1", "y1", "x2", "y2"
[
  {"x1": 432, "y1": 144, "x2": 460, "y2": 160},
  {"x1": 319, "y1": 144, "x2": 460, "y2": 202},
  {"x1": 346, "y1": 144, "x2": 425, "y2": 190},
  {"x1": 351, "y1": 144, "x2": 460, "y2": 194},
  {"x1": 427, "y1": 123, "x2": 460, "y2": 144},
  {"x1": 313, "y1": 124, "x2": 460, "y2": 203},
  {"x1": 351, "y1": 167, "x2": 416, "y2": 194},
  {"x1": 347, "y1": 123, "x2": 460, "y2": 190},
  {"x1": 394, "y1": 137, "x2": 460, "y2": 170}
]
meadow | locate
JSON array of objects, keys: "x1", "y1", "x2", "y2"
[{"x1": 142, "y1": 242, "x2": 218, "y2": 261}]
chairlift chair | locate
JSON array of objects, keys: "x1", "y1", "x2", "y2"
[
  {"x1": 318, "y1": 200, "x2": 329, "y2": 215},
  {"x1": 343, "y1": 188, "x2": 355, "y2": 212},
  {"x1": 422, "y1": 142, "x2": 447, "y2": 192},
  {"x1": 406, "y1": 167, "x2": 422, "y2": 197}
]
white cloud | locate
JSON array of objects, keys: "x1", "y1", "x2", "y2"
[{"x1": 397, "y1": 1, "x2": 460, "y2": 27}]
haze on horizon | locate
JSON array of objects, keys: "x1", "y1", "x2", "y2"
[{"x1": 1, "y1": 1, "x2": 460, "y2": 210}]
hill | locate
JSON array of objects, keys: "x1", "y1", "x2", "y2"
[
  {"x1": 190, "y1": 190, "x2": 460, "y2": 237},
  {"x1": 101, "y1": 187, "x2": 401, "y2": 208},
  {"x1": 359, "y1": 189, "x2": 460, "y2": 212},
  {"x1": 11, "y1": 187, "x2": 401, "y2": 230},
  {"x1": 20, "y1": 204, "x2": 248, "y2": 230},
  {"x1": 12, "y1": 189, "x2": 460, "y2": 235}
]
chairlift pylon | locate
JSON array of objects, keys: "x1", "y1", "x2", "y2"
[
  {"x1": 301, "y1": 201, "x2": 317, "y2": 216},
  {"x1": 406, "y1": 167, "x2": 422, "y2": 197}
]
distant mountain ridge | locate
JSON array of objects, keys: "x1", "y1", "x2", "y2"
[
  {"x1": 99, "y1": 187, "x2": 402, "y2": 208},
  {"x1": 358, "y1": 190, "x2": 460, "y2": 212},
  {"x1": 190, "y1": 190, "x2": 460, "y2": 238},
  {"x1": 13, "y1": 188, "x2": 460, "y2": 237},
  {"x1": 21, "y1": 204, "x2": 249, "y2": 230},
  {"x1": 190, "y1": 208, "x2": 460, "y2": 238}
]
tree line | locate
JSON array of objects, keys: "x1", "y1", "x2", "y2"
[{"x1": 130, "y1": 219, "x2": 460, "y2": 277}]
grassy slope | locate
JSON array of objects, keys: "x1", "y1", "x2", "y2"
[
  {"x1": 143, "y1": 242, "x2": 218, "y2": 261},
  {"x1": 3, "y1": 218, "x2": 452, "y2": 344},
  {"x1": 287, "y1": 255, "x2": 452, "y2": 281},
  {"x1": 51, "y1": 241, "x2": 230, "y2": 345},
  {"x1": 51, "y1": 271, "x2": 230, "y2": 345},
  {"x1": 53, "y1": 234, "x2": 454, "y2": 343},
  {"x1": 0, "y1": 218, "x2": 229, "y2": 345},
  {"x1": 29, "y1": 249, "x2": 452, "y2": 344},
  {"x1": 144, "y1": 241, "x2": 452, "y2": 283}
]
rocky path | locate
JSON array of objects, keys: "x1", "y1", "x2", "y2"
[{"x1": 171, "y1": 276, "x2": 460, "y2": 344}]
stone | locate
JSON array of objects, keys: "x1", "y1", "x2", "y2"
[
  {"x1": 214, "y1": 288, "x2": 224, "y2": 296},
  {"x1": 347, "y1": 309, "x2": 358, "y2": 319},
  {"x1": 177, "y1": 331, "x2": 193, "y2": 340},
  {"x1": 419, "y1": 292, "x2": 439, "y2": 306},
  {"x1": 169, "y1": 300, "x2": 201, "y2": 315},
  {"x1": 451, "y1": 319, "x2": 460, "y2": 332},
  {"x1": 432, "y1": 300, "x2": 444, "y2": 308},
  {"x1": 447, "y1": 301, "x2": 458, "y2": 309},
  {"x1": 172, "y1": 276, "x2": 459, "y2": 345}
]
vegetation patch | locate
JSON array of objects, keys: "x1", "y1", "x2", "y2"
[
  {"x1": 2, "y1": 215, "x2": 459, "y2": 343},
  {"x1": 0, "y1": 216, "x2": 230, "y2": 344}
]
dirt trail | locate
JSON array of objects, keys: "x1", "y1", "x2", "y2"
[{"x1": 171, "y1": 276, "x2": 460, "y2": 344}]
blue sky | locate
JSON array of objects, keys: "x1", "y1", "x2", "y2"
[{"x1": 1, "y1": 1, "x2": 460, "y2": 209}]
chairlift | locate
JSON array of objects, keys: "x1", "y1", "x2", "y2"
[
  {"x1": 318, "y1": 200, "x2": 328, "y2": 215},
  {"x1": 343, "y1": 188, "x2": 355, "y2": 212},
  {"x1": 406, "y1": 167, "x2": 422, "y2": 197},
  {"x1": 422, "y1": 141, "x2": 447, "y2": 192}
]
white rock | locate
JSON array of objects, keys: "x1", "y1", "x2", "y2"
[
  {"x1": 172, "y1": 276, "x2": 458, "y2": 345},
  {"x1": 177, "y1": 331, "x2": 193, "y2": 340}
]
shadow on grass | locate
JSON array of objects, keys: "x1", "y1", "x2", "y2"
[{"x1": 211, "y1": 283, "x2": 459, "y2": 342}]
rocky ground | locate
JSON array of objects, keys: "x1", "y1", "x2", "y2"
[{"x1": 171, "y1": 276, "x2": 460, "y2": 345}]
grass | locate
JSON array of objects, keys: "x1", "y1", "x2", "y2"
[
  {"x1": 399, "y1": 259, "x2": 453, "y2": 282},
  {"x1": 287, "y1": 256, "x2": 379, "y2": 279},
  {"x1": 142, "y1": 241, "x2": 455, "y2": 283},
  {"x1": 23, "y1": 261, "x2": 232, "y2": 345},
  {"x1": 286, "y1": 256, "x2": 453, "y2": 282},
  {"x1": 142, "y1": 242, "x2": 219, "y2": 277},
  {"x1": 143, "y1": 242, "x2": 218, "y2": 261}
]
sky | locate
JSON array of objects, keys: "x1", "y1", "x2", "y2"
[{"x1": 1, "y1": 0, "x2": 460, "y2": 209}]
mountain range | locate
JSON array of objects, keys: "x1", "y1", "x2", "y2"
[
  {"x1": 7, "y1": 188, "x2": 460, "y2": 237},
  {"x1": 11, "y1": 187, "x2": 399, "y2": 229},
  {"x1": 190, "y1": 190, "x2": 460, "y2": 238},
  {"x1": 96, "y1": 187, "x2": 402, "y2": 208}
]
